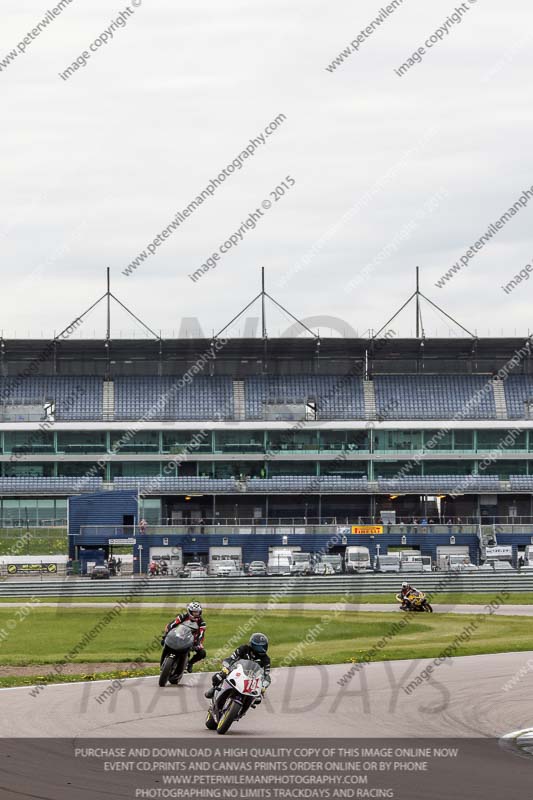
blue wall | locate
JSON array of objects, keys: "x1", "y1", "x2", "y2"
[
  {"x1": 72, "y1": 529, "x2": 483, "y2": 570},
  {"x1": 69, "y1": 489, "x2": 138, "y2": 559},
  {"x1": 69, "y1": 492, "x2": 533, "y2": 569}
]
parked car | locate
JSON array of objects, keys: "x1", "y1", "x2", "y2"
[
  {"x1": 210, "y1": 559, "x2": 242, "y2": 577},
  {"x1": 248, "y1": 560, "x2": 267, "y2": 577},
  {"x1": 314, "y1": 554, "x2": 343, "y2": 574},
  {"x1": 180, "y1": 562, "x2": 208, "y2": 578},
  {"x1": 90, "y1": 564, "x2": 110, "y2": 580}
]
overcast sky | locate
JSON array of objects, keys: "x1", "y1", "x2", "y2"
[{"x1": 1, "y1": 0, "x2": 532, "y2": 339}]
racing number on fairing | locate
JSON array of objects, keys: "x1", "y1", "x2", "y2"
[{"x1": 244, "y1": 677, "x2": 260, "y2": 693}]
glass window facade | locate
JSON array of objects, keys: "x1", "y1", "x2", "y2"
[
  {"x1": 57, "y1": 462, "x2": 103, "y2": 477},
  {"x1": 0, "y1": 498, "x2": 67, "y2": 526},
  {"x1": 110, "y1": 431, "x2": 159, "y2": 453},
  {"x1": 162, "y1": 431, "x2": 211, "y2": 453},
  {"x1": 110, "y1": 462, "x2": 161, "y2": 477},
  {"x1": 1, "y1": 428, "x2": 533, "y2": 491},
  {"x1": 57, "y1": 431, "x2": 107, "y2": 453},
  {"x1": 3, "y1": 462, "x2": 54, "y2": 477},
  {"x1": 373, "y1": 430, "x2": 422, "y2": 452},
  {"x1": 4, "y1": 431, "x2": 54, "y2": 454},
  {"x1": 477, "y1": 430, "x2": 527, "y2": 451},
  {"x1": 215, "y1": 431, "x2": 264, "y2": 454},
  {"x1": 320, "y1": 431, "x2": 369, "y2": 452}
]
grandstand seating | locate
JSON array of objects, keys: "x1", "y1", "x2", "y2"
[
  {"x1": 0, "y1": 377, "x2": 102, "y2": 420},
  {"x1": 374, "y1": 375, "x2": 496, "y2": 419},
  {"x1": 245, "y1": 376, "x2": 365, "y2": 419},
  {"x1": 509, "y1": 475, "x2": 533, "y2": 490},
  {"x1": 114, "y1": 377, "x2": 233, "y2": 420},
  {"x1": 113, "y1": 477, "x2": 237, "y2": 491},
  {"x1": 377, "y1": 475, "x2": 500, "y2": 492},
  {"x1": 113, "y1": 476, "x2": 365, "y2": 492},
  {"x1": 4, "y1": 374, "x2": 533, "y2": 421},
  {"x1": 504, "y1": 376, "x2": 533, "y2": 419}
]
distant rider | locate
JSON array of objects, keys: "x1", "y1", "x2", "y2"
[
  {"x1": 398, "y1": 581, "x2": 420, "y2": 609},
  {"x1": 161, "y1": 601, "x2": 206, "y2": 673},
  {"x1": 204, "y1": 632, "x2": 271, "y2": 701}
]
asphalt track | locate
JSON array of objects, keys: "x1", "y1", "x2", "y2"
[
  {"x1": 2, "y1": 653, "x2": 533, "y2": 799},
  {"x1": 1, "y1": 650, "x2": 532, "y2": 739},
  {"x1": 1, "y1": 600, "x2": 533, "y2": 614}
]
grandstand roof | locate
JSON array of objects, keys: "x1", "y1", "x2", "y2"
[{"x1": 0, "y1": 336, "x2": 531, "y2": 376}]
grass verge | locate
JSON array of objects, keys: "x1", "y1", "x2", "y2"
[{"x1": 1, "y1": 606, "x2": 532, "y2": 687}]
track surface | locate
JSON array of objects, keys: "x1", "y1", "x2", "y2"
[
  {"x1": 1, "y1": 651, "x2": 532, "y2": 738},
  {"x1": 1, "y1": 601, "x2": 532, "y2": 614}
]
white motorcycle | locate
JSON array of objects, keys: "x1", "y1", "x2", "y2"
[{"x1": 205, "y1": 659, "x2": 266, "y2": 734}]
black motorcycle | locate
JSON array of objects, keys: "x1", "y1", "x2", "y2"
[{"x1": 159, "y1": 620, "x2": 198, "y2": 687}]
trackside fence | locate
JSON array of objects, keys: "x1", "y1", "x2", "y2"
[{"x1": 1, "y1": 574, "x2": 533, "y2": 597}]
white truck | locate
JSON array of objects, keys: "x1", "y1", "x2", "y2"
[
  {"x1": 421, "y1": 555, "x2": 433, "y2": 573},
  {"x1": 290, "y1": 552, "x2": 313, "y2": 576},
  {"x1": 345, "y1": 546, "x2": 371, "y2": 573},
  {"x1": 373, "y1": 553, "x2": 401, "y2": 573},
  {"x1": 208, "y1": 547, "x2": 243, "y2": 576},
  {"x1": 268, "y1": 546, "x2": 298, "y2": 576},
  {"x1": 399, "y1": 551, "x2": 424, "y2": 573},
  {"x1": 268, "y1": 554, "x2": 292, "y2": 576},
  {"x1": 441, "y1": 553, "x2": 477, "y2": 572}
]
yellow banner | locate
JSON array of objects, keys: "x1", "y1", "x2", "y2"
[
  {"x1": 7, "y1": 563, "x2": 57, "y2": 574},
  {"x1": 352, "y1": 525, "x2": 383, "y2": 534}
]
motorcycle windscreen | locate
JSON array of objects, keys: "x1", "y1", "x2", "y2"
[
  {"x1": 165, "y1": 625, "x2": 194, "y2": 652},
  {"x1": 234, "y1": 659, "x2": 264, "y2": 676}
]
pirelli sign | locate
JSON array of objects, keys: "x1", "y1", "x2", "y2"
[{"x1": 351, "y1": 525, "x2": 384, "y2": 534}]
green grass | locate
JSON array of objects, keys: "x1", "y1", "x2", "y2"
[
  {"x1": 0, "y1": 528, "x2": 67, "y2": 556},
  {"x1": 1, "y1": 606, "x2": 532, "y2": 688},
  {"x1": 0, "y1": 668, "x2": 156, "y2": 689},
  {"x1": 0, "y1": 592, "x2": 532, "y2": 605}
]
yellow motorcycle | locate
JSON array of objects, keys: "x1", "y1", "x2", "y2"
[{"x1": 396, "y1": 591, "x2": 433, "y2": 613}]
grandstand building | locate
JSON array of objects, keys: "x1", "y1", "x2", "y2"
[{"x1": 2, "y1": 326, "x2": 533, "y2": 568}]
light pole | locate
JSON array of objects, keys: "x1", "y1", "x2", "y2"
[{"x1": 138, "y1": 544, "x2": 143, "y2": 576}]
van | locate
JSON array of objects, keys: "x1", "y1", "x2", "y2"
[
  {"x1": 373, "y1": 553, "x2": 400, "y2": 573},
  {"x1": 345, "y1": 546, "x2": 371, "y2": 573},
  {"x1": 400, "y1": 554, "x2": 424, "y2": 573},
  {"x1": 290, "y1": 552, "x2": 313, "y2": 575}
]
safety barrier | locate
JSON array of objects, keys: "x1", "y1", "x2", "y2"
[{"x1": 0, "y1": 573, "x2": 532, "y2": 597}]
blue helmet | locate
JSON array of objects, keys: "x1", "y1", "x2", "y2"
[{"x1": 249, "y1": 632, "x2": 269, "y2": 654}]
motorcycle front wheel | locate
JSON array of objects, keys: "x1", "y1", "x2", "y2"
[
  {"x1": 159, "y1": 656, "x2": 174, "y2": 687},
  {"x1": 170, "y1": 653, "x2": 188, "y2": 685},
  {"x1": 216, "y1": 699, "x2": 241, "y2": 735},
  {"x1": 423, "y1": 602, "x2": 433, "y2": 613}
]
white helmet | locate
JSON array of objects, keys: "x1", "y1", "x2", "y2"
[
  {"x1": 401, "y1": 582, "x2": 409, "y2": 589},
  {"x1": 187, "y1": 601, "x2": 202, "y2": 619}
]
